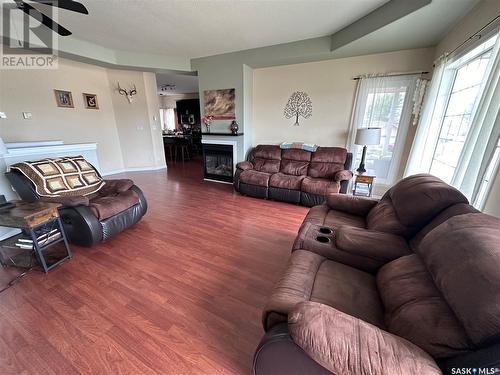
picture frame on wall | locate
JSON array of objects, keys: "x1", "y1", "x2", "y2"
[
  {"x1": 83, "y1": 93, "x2": 99, "y2": 109},
  {"x1": 203, "y1": 88, "x2": 236, "y2": 120},
  {"x1": 54, "y1": 89, "x2": 74, "y2": 108}
]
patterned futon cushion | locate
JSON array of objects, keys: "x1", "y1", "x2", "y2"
[{"x1": 10, "y1": 155, "x2": 105, "y2": 197}]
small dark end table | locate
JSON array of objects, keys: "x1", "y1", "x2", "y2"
[{"x1": 0, "y1": 201, "x2": 72, "y2": 273}]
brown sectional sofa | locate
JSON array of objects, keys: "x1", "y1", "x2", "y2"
[
  {"x1": 254, "y1": 174, "x2": 500, "y2": 375},
  {"x1": 234, "y1": 145, "x2": 353, "y2": 206}
]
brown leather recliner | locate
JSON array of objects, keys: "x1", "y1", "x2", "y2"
[
  {"x1": 254, "y1": 174, "x2": 500, "y2": 374},
  {"x1": 234, "y1": 145, "x2": 353, "y2": 207},
  {"x1": 6, "y1": 170, "x2": 147, "y2": 247}
]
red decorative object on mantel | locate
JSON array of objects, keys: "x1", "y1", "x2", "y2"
[{"x1": 202, "y1": 115, "x2": 213, "y2": 133}]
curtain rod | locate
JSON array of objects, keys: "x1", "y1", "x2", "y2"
[
  {"x1": 447, "y1": 14, "x2": 500, "y2": 58},
  {"x1": 352, "y1": 71, "x2": 429, "y2": 80}
]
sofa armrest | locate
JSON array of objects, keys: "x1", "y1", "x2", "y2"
[
  {"x1": 333, "y1": 169, "x2": 353, "y2": 182},
  {"x1": 99, "y1": 179, "x2": 134, "y2": 196},
  {"x1": 41, "y1": 195, "x2": 90, "y2": 207},
  {"x1": 335, "y1": 226, "x2": 411, "y2": 264},
  {"x1": 288, "y1": 302, "x2": 441, "y2": 375},
  {"x1": 236, "y1": 161, "x2": 254, "y2": 171},
  {"x1": 327, "y1": 193, "x2": 378, "y2": 216}
]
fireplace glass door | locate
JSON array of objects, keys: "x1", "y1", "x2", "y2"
[{"x1": 202, "y1": 144, "x2": 233, "y2": 183}]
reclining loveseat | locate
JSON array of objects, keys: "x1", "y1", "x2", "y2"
[
  {"x1": 6, "y1": 155, "x2": 147, "y2": 247},
  {"x1": 234, "y1": 145, "x2": 353, "y2": 206},
  {"x1": 254, "y1": 174, "x2": 500, "y2": 374}
]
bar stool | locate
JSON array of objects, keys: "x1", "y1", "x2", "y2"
[
  {"x1": 175, "y1": 138, "x2": 191, "y2": 163},
  {"x1": 163, "y1": 137, "x2": 175, "y2": 163}
]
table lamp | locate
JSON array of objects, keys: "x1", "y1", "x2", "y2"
[{"x1": 354, "y1": 128, "x2": 381, "y2": 174}]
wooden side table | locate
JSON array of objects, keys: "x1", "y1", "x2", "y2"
[
  {"x1": 0, "y1": 201, "x2": 72, "y2": 273},
  {"x1": 353, "y1": 173, "x2": 375, "y2": 197}
]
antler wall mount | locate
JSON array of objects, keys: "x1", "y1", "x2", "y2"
[{"x1": 117, "y1": 83, "x2": 137, "y2": 104}]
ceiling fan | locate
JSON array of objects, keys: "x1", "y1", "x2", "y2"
[{"x1": 12, "y1": 0, "x2": 89, "y2": 36}]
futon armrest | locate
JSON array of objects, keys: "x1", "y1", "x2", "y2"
[
  {"x1": 333, "y1": 169, "x2": 353, "y2": 182},
  {"x1": 236, "y1": 161, "x2": 254, "y2": 171},
  {"x1": 335, "y1": 226, "x2": 411, "y2": 263},
  {"x1": 327, "y1": 193, "x2": 378, "y2": 216},
  {"x1": 288, "y1": 302, "x2": 441, "y2": 375},
  {"x1": 99, "y1": 179, "x2": 134, "y2": 196},
  {"x1": 41, "y1": 195, "x2": 90, "y2": 207}
]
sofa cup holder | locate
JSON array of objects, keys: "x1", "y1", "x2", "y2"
[
  {"x1": 319, "y1": 227, "x2": 333, "y2": 235},
  {"x1": 316, "y1": 235, "x2": 331, "y2": 244}
]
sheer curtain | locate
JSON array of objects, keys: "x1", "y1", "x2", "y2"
[
  {"x1": 348, "y1": 74, "x2": 419, "y2": 185},
  {"x1": 159, "y1": 108, "x2": 176, "y2": 131},
  {"x1": 405, "y1": 55, "x2": 452, "y2": 175}
]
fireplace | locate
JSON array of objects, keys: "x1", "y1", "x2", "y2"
[{"x1": 202, "y1": 144, "x2": 234, "y2": 183}]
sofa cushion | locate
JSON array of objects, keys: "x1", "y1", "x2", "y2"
[
  {"x1": 98, "y1": 179, "x2": 134, "y2": 196},
  {"x1": 280, "y1": 149, "x2": 311, "y2": 176},
  {"x1": 239, "y1": 170, "x2": 272, "y2": 187},
  {"x1": 409, "y1": 203, "x2": 479, "y2": 251},
  {"x1": 389, "y1": 174, "x2": 469, "y2": 229},
  {"x1": 280, "y1": 159, "x2": 309, "y2": 176},
  {"x1": 269, "y1": 173, "x2": 305, "y2": 190},
  {"x1": 377, "y1": 254, "x2": 471, "y2": 358},
  {"x1": 89, "y1": 190, "x2": 140, "y2": 220},
  {"x1": 308, "y1": 147, "x2": 347, "y2": 178},
  {"x1": 417, "y1": 212, "x2": 500, "y2": 347},
  {"x1": 366, "y1": 196, "x2": 408, "y2": 236},
  {"x1": 303, "y1": 203, "x2": 365, "y2": 229},
  {"x1": 252, "y1": 145, "x2": 282, "y2": 173},
  {"x1": 253, "y1": 145, "x2": 282, "y2": 160},
  {"x1": 309, "y1": 257, "x2": 385, "y2": 328},
  {"x1": 301, "y1": 177, "x2": 340, "y2": 196},
  {"x1": 281, "y1": 148, "x2": 312, "y2": 162},
  {"x1": 263, "y1": 250, "x2": 384, "y2": 330}
]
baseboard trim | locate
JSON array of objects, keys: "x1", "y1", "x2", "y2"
[{"x1": 102, "y1": 165, "x2": 167, "y2": 176}]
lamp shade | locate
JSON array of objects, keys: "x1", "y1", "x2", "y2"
[
  {"x1": 355, "y1": 128, "x2": 381, "y2": 146},
  {"x1": 0, "y1": 137, "x2": 7, "y2": 155}
]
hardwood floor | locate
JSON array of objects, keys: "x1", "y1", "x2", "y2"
[{"x1": 0, "y1": 159, "x2": 309, "y2": 374}]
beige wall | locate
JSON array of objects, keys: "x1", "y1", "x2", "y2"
[
  {"x1": 107, "y1": 69, "x2": 164, "y2": 170},
  {"x1": 0, "y1": 59, "x2": 124, "y2": 172},
  {"x1": 252, "y1": 47, "x2": 435, "y2": 150},
  {"x1": 0, "y1": 58, "x2": 165, "y2": 174},
  {"x1": 434, "y1": 0, "x2": 500, "y2": 217}
]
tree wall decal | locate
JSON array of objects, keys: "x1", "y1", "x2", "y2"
[{"x1": 284, "y1": 91, "x2": 313, "y2": 126}]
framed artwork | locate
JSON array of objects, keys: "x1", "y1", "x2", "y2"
[
  {"x1": 54, "y1": 89, "x2": 74, "y2": 108},
  {"x1": 82, "y1": 93, "x2": 99, "y2": 109},
  {"x1": 203, "y1": 88, "x2": 235, "y2": 120}
]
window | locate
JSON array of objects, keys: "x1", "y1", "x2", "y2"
[
  {"x1": 160, "y1": 108, "x2": 176, "y2": 131},
  {"x1": 429, "y1": 34, "x2": 498, "y2": 183},
  {"x1": 475, "y1": 137, "x2": 500, "y2": 208},
  {"x1": 350, "y1": 75, "x2": 419, "y2": 185}
]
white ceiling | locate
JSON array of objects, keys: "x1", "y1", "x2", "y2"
[
  {"x1": 3, "y1": 0, "x2": 481, "y2": 68},
  {"x1": 46, "y1": 0, "x2": 390, "y2": 58},
  {"x1": 156, "y1": 72, "x2": 199, "y2": 95}
]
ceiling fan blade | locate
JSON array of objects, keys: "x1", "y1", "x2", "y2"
[
  {"x1": 29, "y1": 0, "x2": 89, "y2": 15},
  {"x1": 14, "y1": 0, "x2": 72, "y2": 36}
]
